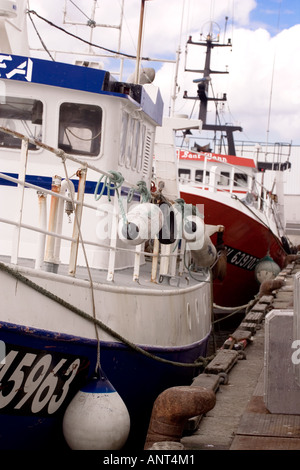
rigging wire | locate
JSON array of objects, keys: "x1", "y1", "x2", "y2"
[
  {"x1": 26, "y1": 9, "x2": 150, "y2": 61},
  {"x1": 68, "y1": 0, "x2": 93, "y2": 22},
  {"x1": 27, "y1": 8, "x2": 55, "y2": 61},
  {"x1": 116, "y1": 0, "x2": 138, "y2": 58},
  {"x1": 266, "y1": 0, "x2": 282, "y2": 148}
]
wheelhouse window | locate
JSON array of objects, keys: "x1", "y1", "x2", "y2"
[
  {"x1": 131, "y1": 119, "x2": 140, "y2": 170},
  {"x1": 234, "y1": 173, "x2": 248, "y2": 187},
  {"x1": 119, "y1": 112, "x2": 129, "y2": 165},
  {"x1": 125, "y1": 117, "x2": 135, "y2": 168},
  {"x1": 58, "y1": 102, "x2": 102, "y2": 156},
  {"x1": 195, "y1": 169, "x2": 210, "y2": 184},
  {"x1": 178, "y1": 169, "x2": 191, "y2": 183},
  {"x1": 0, "y1": 96, "x2": 43, "y2": 150},
  {"x1": 195, "y1": 170, "x2": 203, "y2": 182},
  {"x1": 119, "y1": 110, "x2": 145, "y2": 171},
  {"x1": 219, "y1": 171, "x2": 230, "y2": 185},
  {"x1": 136, "y1": 124, "x2": 145, "y2": 172}
]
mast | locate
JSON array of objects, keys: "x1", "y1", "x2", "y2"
[
  {"x1": 133, "y1": 0, "x2": 149, "y2": 85},
  {"x1": 183, "y1": 21, "x2": 242, "y2": 156},
  {"x1": 170, "y1": 0, "x2": 186, "y2": 116}
]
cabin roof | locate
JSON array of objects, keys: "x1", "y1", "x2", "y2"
[{"x1": 0, "y1": 54, "x2": 163, "y2": 125}]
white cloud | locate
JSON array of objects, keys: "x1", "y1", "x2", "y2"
[
  {"x1": 154, "y1": 23, "x2": 300, "y2": 145},
  {"x1": 26, "y1": 0, "x2": 300, "y2": 144}
]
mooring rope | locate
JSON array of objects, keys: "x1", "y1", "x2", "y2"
[{"x1": 0, "y1": 261, "x2": 214, "y2": 369}]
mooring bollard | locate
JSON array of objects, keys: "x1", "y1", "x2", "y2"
[{"x1": 144, "y1": 385, "x2": 216, "y2": 450}]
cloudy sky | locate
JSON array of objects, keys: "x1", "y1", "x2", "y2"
[{"x1": 26, "y1": 0, "x2": 300, "y2": 145}]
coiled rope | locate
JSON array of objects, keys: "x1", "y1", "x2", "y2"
[
  {"x1": 94, "y1": 173, "x2": 151, "y2": 226},
  {"x1": 94, "y1": 170, "x2": 124, "y2": 202},
  {"x1": 127, "y1": 180, "x2": 151, "y2": 203},
  {"x1": 0, "y1": 261, "x2": 214, "y2": 369}
]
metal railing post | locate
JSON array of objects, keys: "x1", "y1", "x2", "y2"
[{"x1": 11, "y1": 138, "x2": 29, "y2": 264}]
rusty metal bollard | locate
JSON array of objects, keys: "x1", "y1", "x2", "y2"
[
  {"x1": 144, "y1": 385, "x2": 216, "y2": 450},
  {"x1": 258, "y1": 278, "x2": 284, "y2": 297}
]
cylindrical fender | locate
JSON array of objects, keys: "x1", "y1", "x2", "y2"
[
  {"x1": 157, "y1": 202, "x2": 178, "y2": 245},
  {"x1": 118, "y1": 203, "x2": 163, "y2": 245},
  {"x1": 183, "y1": 215, "x2": 217, "y2": 268}
]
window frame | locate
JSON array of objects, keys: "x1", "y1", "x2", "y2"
[
  {"x1": 119, "y1": 109, "x2": 146, "y2": 172},
  {"x1": 57, "y1": 101, "x2": 102, "y2": 158},
  {"x1": 0, "y1": 94, "x2": 44, "y2": 151}
]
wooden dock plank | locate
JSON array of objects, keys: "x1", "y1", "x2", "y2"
[
  {"x1": 244, "y1": 311, "x2": 265, "y2": 323},
  {"x1": 230, "y1": 329, "x2": 252, "y2": 342},
  {"x1": 236, "y1": 412, "x2": 300, "y2": 438},
  {"x1": 191, "y1": 373, "x2": 221, "y2": 392},
  {"x1": 250, "y1": 303, "x2": 269, "y2": 313},
  {"x1": 204, "y1": 349, "x2": 239, "y2": 374},
  {"x1": 230, "y1": 435, "x2": 300, "y2": 450},
  {"x1": 239, "y1": 322, "x2": 257, "y2": 334},
  {"x1": 259, "y1": 295, "x2": 275, "y2": 304}
]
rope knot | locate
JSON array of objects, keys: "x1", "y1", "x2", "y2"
[
  {"x1": 127, "y1": 180, "x2": 151, "y2": 203},
  {"x1": 94, "y1": 170, "x2": 124, "y2": 201}
]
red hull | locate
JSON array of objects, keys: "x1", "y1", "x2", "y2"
[{"x1": 180, "y1": 190, "x2": 287, "y2": 308}]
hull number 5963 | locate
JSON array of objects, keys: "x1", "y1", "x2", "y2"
[{"x1": 0, "y1": 346, "x2": 88, "y2": 416}]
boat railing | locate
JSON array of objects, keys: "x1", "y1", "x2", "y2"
[
  {"x1": 235, "y1": 140, "x2": 292, "y2": 163},
  {"x1": 180, "y1": 158, "x2": 279, "y2": 219},
  {"x1": 188, "y1": 137, "x2": 292, "y2": 163},
  {"x1": 0, "y1": 126, "x2": 188, "y2": 286}
]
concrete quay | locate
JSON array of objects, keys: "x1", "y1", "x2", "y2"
[{"x1": 179, "y1": 260, "x2": 300, "y2": 451}]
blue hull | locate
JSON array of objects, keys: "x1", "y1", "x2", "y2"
[{"x1": 0, "y1": 321, "x2": 210, "y2": 450}]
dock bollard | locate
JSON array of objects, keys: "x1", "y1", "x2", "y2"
[{"x1": 144, "y1": 385, "x2": 216, "y2": 450}]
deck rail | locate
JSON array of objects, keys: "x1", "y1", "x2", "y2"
[
  {"x1": 179, "y1": 158, "x2": 281, "y2": 221},
  {"x1": 0, "y1": 126, "x2": 188, "y2": 285}
]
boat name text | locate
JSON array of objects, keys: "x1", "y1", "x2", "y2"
[
  {"x1": 0, "y1": 345, "x2": 89, "y2": 415},
  {"x1": 225, "y1": 246, "x2": 259, "y2": 271},
  {"x1": 0, "y1": 56, "x2": 33, "y2": 82},
  {"x1": 0, "y1": 341, "x2": 5, "y2": 365},
  {"x1": 177, "y1": 149, "x2": 228, "y2": 163}
]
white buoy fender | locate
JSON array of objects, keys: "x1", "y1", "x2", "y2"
[
  {"x1": 118, "y1": 203, "x2": 163, "y2": 245},
  {"x1": 183, "y1": 215, "x2": 217, "y2": 268},
  {"x1": 63, "y1": 373, "x2": 130, "y2": 450}
]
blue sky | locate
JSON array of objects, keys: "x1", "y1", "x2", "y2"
[{"x1": 250, "y1": 0, "x2": 299, "y2": 32}]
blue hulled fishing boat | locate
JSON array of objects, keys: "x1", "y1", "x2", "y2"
[{"x1": 0, "y1": 0, "x2": 220, "y2": 450}]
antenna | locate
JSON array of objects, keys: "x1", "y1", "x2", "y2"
[
  {"x1": 223, "y1": 16, "x2": 228, "y2": 43},
  {"x1": 183, "y1": 24, "x2": 241, "y2": 155},
  {"x1": 133, "y1": 0, "x2": 147, "y2": 84},
  {"x1": 171, "y1": 0, "x2": 186, "y2": 116}
]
